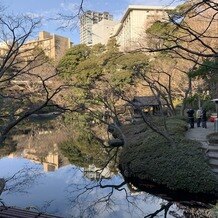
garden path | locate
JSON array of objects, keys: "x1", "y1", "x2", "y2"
[
  {"x1": 185, "y1": 121, "x2": 218, "y2": 175},
  {"x1": 185, "y1": 121, "x2": 214, "y2": 143}
]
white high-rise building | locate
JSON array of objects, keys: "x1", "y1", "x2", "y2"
[
  {"x1": 80, "y1": 10, "x2": 113, "y2": 46},
  {"x1": 113, "y1": 5, "x2": 175, "y2": 51}
]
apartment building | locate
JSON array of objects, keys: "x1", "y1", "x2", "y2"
[
  {"x1": 0, "y1": 31, "x2": 72, "y2": 62},
  {"x1": 22, "y1": 31, "x2": 72, "y2": 62},
  {"x1": 80, "y1": 10, "x2": 113, "y2": 45},
  {"x1": 92, "y1": 19, "x2": 118, "y2": 45},
  {"x1": 113, "y1": 5, "x2": 175, "y2": 51}
]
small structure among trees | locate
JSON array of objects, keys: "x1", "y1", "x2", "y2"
[{"x1": 127, "y1": 96, "x2": 167, "y2": 122}]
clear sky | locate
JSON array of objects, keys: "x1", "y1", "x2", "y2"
[{"x1": 1, "y1": 0, "x2": 181, "y2": 44}]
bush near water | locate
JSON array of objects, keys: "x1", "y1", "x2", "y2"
[{"x1": 119, "y1": 117, "x2": 218, "y2": 194}]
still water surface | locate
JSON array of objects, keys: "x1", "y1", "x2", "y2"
[
  {"x1": 0, "y1": 155, "x2": 184, "y2": 217},
  {"x1": 0, "y1": 128, "x2": 216, "y2": 218}
]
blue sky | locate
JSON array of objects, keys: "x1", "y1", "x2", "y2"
[{"x1": 1, "y1": 0, "x2": 181, "y2": 44}]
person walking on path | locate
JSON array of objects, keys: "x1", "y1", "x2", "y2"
[
  {"x1": 201, "y1": 109, "x2": 207, "y2": 128},
  {"x1": 187, "y1": 108, "x2": 195, "y2": 128},
  {"x1": 196, "y1": 108, "x2": 202, "y2": 127}
]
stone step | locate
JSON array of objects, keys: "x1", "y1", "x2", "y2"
[
  {"x1": 200, "y1": 141, "x2": 209, "y2": 149},
  {"x1": 209, "y1": 158, "x2": 218, "y2": 166},
  {"x1": 207, "y1": 151, "x2": 218, "y2": 159},
  {"x1": 211, "y1": 168, "x2": 218, "y2": 174},
  {"x1": 203, "y1": 146, "x2": 218, "y2": 151},
  {"x1": 208, "y1": 143, "x2": 218, "y2": 147}
]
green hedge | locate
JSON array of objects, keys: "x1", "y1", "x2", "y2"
[
  {"x1": 119, "y1": 117, "x2": 218, "y2": 194},
  {"x1": 207, "y1": 132, "x2": 218, "y2": 144}
]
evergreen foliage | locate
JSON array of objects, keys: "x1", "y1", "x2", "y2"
[
  {"x1": 189, "y1": 59, "x2": 218, "y2": 80},
  {"x1": 207, "y1": 132, "x2": 218, "y2": 144},
  {"x1": 58, "y1": 39, "x2": 149, "y2": 128},
  {"x1": 119, "y1": 117, "x2": 218, "y2": 194}
]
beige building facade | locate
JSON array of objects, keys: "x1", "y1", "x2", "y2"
[
  {"x1": 92, "y1": 19, "x2": 118, "y2": 45},
  {"x1": 0, "y1": 31, "x2": 72, "y2": 62},
  {"x1": 113, "y1": 5, "x2": 174, "y2": 51},
  {"x1": 22, "y1": 31, "x2": 72, "y2": 62}
]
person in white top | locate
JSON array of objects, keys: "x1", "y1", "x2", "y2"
[{"x1": 196, "y1": 108, "x2": 202, "y2": 127}]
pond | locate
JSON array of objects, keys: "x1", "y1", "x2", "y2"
[{"x1": 0, "y1": 130, "x2": 217, "y2": 217}]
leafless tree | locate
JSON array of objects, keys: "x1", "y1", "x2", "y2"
[
  {"x1": 3, "y1": 165, "x2": 43, "y2": 195},
  {"x1": 144, "y1": 0, "x2": 218, "y2": 96},
  {"x1": 0, "y1": 12, "x2": 82, "y2": 145},
  {"x1": 144, "y1": 202, "x2": 173, "y2": 218},
  {"x1": 53, "y1": 0, "x2": 85, "y2": 30},
  {"x1": 146, "y1": 0, "x2": 218, "y2": 57},
  {"x1": 66, "y1": 174, "x2": 152, "y2": 218}
]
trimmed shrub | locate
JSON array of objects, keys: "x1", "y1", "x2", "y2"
[
  {"x1": 119, "y1": 117, "x2": 218, "y2": 195},
  {"x1": 207, "y1": 132, "x2": 218, "y2": 144},
  {"x1": 166, "y1": 117, "x2": 188, "y2": 136},
  {"x1": 120, "y1": 134, "x2": 217, "y2": 194}
]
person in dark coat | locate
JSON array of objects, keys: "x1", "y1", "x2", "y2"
[
  {"x1": 201, "y1": 109, "x2": 207, "y2": 128},
  {"x1": 187, "y1": 108, "x2": 195, "y2": 128}
]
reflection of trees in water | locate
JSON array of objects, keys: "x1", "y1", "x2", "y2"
[
  {"x1": 2, "y1": 165, "x2": 43, "y2": 195},
  {"x1": 176, "y1": 204, "x2": 216, "y2": 218},
  {"x1": 64, "y1": 161, "x2": 217, "y2": 218},
  {"x1": 0, "y1": 142, "x2": 16, "y2": 158},
  {"x1": 8, "y1": 116, "x2": 67, "y2": 146},
  {"x1": 8, "y1": 125, "x2": 70, "y2": 172},
  {"x1": 0, "y1": 120, "x2": 216, "y2": 217},
  {"x1": 60, "y1": 139, "x2": 106, "y2": 168},
  {"x1": 60, "y1": 137, "x2": 120, "y2": 174},
  {"x1": 60, "y1": 109, "x2": 122, "y2": 168},
  {"x1": 59, "y1": 125, "x2": 217, "y2": 217},
  {"x1": 66, "y1": 175, "x2": 216, "y2": 218},
  {"x1": 145, "y1": 202, "x2": 173, "y2": 218},
  {"x1": 14, "y1": 123, "x2": 68, "y2": 150},
  {"x1": 126, "y1": 178, "x2": 217, "y2": 217},
  {"x1": 65, "y1": 169, "x2": 170, "y2": 217},
  {"x1": 144, "y1": 202, "x2": 216, "y2": 218},
  {"x1": 66, "y1": 176, "x2": 144, "y2": 217},
  {"x1": 0, "y1": 162, "x2": 216, "y2": 217},
  {"x1": 0, "y1": 164, "x2": 59, "y2": 214}
]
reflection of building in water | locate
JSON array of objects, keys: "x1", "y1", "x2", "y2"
[
  {"x1": 84, "y1": 164, "x2": 114, "y2": 180},
  {"x1": 9, "y1": 129, "x2": 70, "y2": 172},
  {"x1": 8, "y1": 144, "x2": 60, "y2": 172},
  {"x1": 23, "y1": 147, "x2": 59, "y2": 172}
]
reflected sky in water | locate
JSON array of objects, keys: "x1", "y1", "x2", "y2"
[{"x1": 0, "y1": 157, "x2": 182, "y2": 217}]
